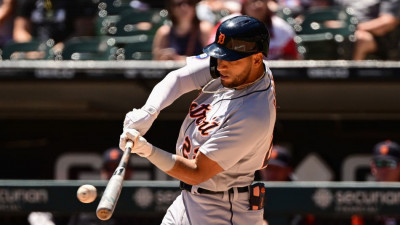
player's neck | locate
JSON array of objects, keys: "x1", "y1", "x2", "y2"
[
  {"x1": 235, "y1": 65, "x2": 265, "y2": 90},
  {"x1": 235, "y1": 70, "x2": 265, "y2": 90}
]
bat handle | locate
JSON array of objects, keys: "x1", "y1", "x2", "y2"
[
  {"x1": 126, "y1": 140, "x2": 133, "y2": 150},
  {"x1": 118, "y1": 140, "x2": 133, "y2": 168},
  {"x1": 96, "y1": 140, "x2": 134, "y2": 220}
]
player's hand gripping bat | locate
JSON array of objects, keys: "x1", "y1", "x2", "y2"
[{"x1": 96, "y1": 140, "x2": 133, "y2": 220}]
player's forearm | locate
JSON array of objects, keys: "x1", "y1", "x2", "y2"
[
  {"x1": 120, "y1": 130, "x2": 209, "y2": 184},
  {"x1": 147, "y1": 146, "x2": 222, "y2": 185},
  {"x1": 166, "y1": 156, "x2": 207, "y2": 185},
  {"x1": 147, "y1": 147, "x2": 203, "y2": 185}
]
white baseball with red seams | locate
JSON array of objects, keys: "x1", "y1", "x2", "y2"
[{"x1": 77, "y1": 184, "x2": 97, "y2": 203}]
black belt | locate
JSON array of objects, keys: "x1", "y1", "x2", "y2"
[{"x1": 180, "y1": 181, "x2": 248, "y2": 195}]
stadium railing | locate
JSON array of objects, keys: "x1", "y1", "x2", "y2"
[{"x1": 0, "y1": 180, "x2": 399, "y2": 217}]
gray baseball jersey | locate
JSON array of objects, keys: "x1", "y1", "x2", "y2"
[
  {"x1": 162, "y1": 54, "x2": 276, "y2": 225},
  {"x1": 176, "y1": 54, "x2": 276, "y2": 190}
]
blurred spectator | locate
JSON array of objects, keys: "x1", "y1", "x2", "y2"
[
  {"x1": 370, "y1": 140, "x2": 400, "y2": 182},
  {"x1": 335, "y1": 0, "x2": 400, "y2": 60},
  {"x1": 13, "y1": 0, "x2": 97, "y2": 58},
  {"x1": 0, "y1": 0, "x2": 16, "y2": 48},
  {"x1": 351, "y1": 140, "x2": 400, "y2": 225},
  {"x1": 100, "y1": 147, "x2": 134, "y2": 180},
  {"x1": 259, "y1": 145, "x2": 315, "y2": 225},
  {"x1": 208, "y1": 0, "x2": 299, "y2": 59},
  {"x1": 259, "y1": 145, "x2": 296, "y2": 181},
  {"x1": 152, "y1": 0, "x2": 213, "y2": 60}
]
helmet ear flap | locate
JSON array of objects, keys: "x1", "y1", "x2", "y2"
[
  {"x1": 257, "y1": 42, "x2": 265, "y2": 56},
  {"x1": 210, "y1": 56, "x2": 220, "y2": 78},
  {"x1": 259, "y1": 33, "x2": 270, "y2": 57},
  {"x1": 262, "y1": 42, "x2": 269, "y2": 57}
]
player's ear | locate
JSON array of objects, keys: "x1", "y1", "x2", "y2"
[{"x1": 253, "y1": 53, "x2": 263, "y2": 66}]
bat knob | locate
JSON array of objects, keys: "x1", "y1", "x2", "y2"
[{"x1": 96, "y1": 208, "x2": 112, "y2": 221}]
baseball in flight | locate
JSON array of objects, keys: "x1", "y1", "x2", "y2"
[{"x1": 77, "y1": 184, "x2": 97, "y2": 203}]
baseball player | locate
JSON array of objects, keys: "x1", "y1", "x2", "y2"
[{"x1": 119, "y1": 15, "x2": 276, "y2": 225}]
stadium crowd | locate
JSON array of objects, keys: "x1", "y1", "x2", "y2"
[{"x1": 0, "y1": 0, "x2": 399, "y2": 61}]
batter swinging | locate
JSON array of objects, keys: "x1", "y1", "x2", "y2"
[{"x1": 119, "y1": 15, "x2": 276, "y2": 225}]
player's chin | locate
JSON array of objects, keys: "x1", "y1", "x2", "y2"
[
  {"x1": 221, "y1": 80, "x2": 234, "y2": 88},
  {"x1": 220, "y1": 77, "x2": 234, "y2": 88}
]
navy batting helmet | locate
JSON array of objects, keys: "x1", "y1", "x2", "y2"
[{"x1": 203, "y1": 15, "x2": 270, "y2": 61}]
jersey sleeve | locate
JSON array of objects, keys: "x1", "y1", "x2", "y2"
[{"x1": 145, "y1": 54, "x2": 212, "y2": 111}]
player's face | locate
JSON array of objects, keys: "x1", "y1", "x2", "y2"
[
  {"x1": 371, "y1": 161, "x2": 400, "y2": 182},
  {"x1": 217, "y1": 55, "x2": 257, "y2": 88},
  {"x1": 170, "y1": 0, "x2": 196, "y2": 21}
]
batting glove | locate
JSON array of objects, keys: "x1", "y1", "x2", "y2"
[
  {"x1": 123, "y1": 105, "x2": 159, "y2": 135},
  {"x1": 119, "y1": 129, "x2": 154, "y2": 157}
]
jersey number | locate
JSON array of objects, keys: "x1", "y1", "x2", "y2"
[{"x1": 182, "y1": 136, "x2": 199, "y2": 159}]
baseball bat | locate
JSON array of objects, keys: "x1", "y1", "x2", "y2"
[{"x1": 96, "y1": 140, "x2": 133, "y2": 220}]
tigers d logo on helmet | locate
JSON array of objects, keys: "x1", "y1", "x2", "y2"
[{"x1": 217, "y1": 33, "x2": 225, "y2": 45}]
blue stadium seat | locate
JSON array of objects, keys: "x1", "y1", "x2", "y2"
[
  {"x1": 119, "y1": 39, "x2": 153, "y2": 60},
  {"x1": 106, "y1": 8, "x2": 168, "y2": 37},
  {"x1": 1, "y1": 40, "x2": 51, "y2": 60},
  {"x1": 61, "y1": 37, "x2": 115, "y2": 60},
  {"x1": 294, "y1": 6, "x2": 358, "y2": 60},
  {"x1": 97, "y1": 0, "x2": 132, "y2": 16}
]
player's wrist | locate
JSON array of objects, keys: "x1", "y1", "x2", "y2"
[
  {"x1": 139, "y1": 142, "x2": 154, "y2": 157},
  {"x1": 131, "y1": 136, "x2": 154, "y2": 157},
  {"x1": 146, "y1": 146, "x2": 176, "y2": 172}
]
